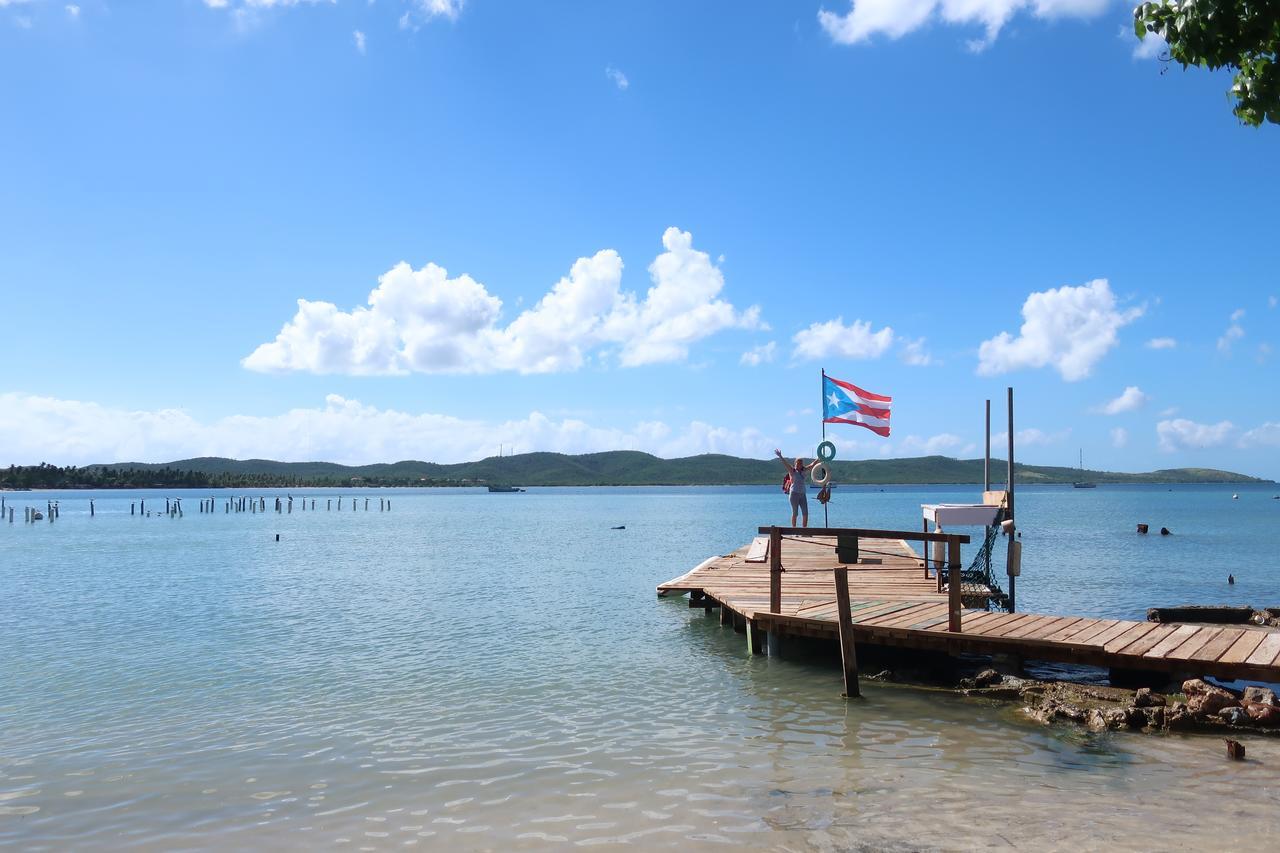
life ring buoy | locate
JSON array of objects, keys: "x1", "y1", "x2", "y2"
[
  {"x1": 816, "y1": 440, "x2": 836, "y2": 462},
  {"x1": 811, "y1": 461, "x2": 831, "y2": 486}
]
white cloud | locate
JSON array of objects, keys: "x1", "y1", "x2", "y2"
[
  {"x1": 993, "y1": 427, "x2": 1070, "y2": 448},
  {"x1": 605, "y1": 65, "x2": 629, "y2": 90},
  {"x1": 896, "y1": 433, "x2": 974, "y2": 456},
  {"x1": 792, "y1": 317, "x2": 894, "y2": 361},
  {"x1": 1132, "y1": 29, "x2": 1167, "y2": 60},
  {"x1": 1239, "y1": 423, "x2": 1280, "y2": 449},
  {"x1": 1145, "y1": 337, "x2": 1176, "y2": 350},
  {"x1": 900, "y1": 337, "x2": 934, "y2": 366},
  {"x1": 784, "y1": 424, "x2": 798, "y2": 435},
  {"x1": 0, "y1": 392, "x2": 779, "y2": 467},
  {"x1": 1258, "y1": 343, "x2": 1273, "y2": 364},
  {"x1": 1159, "y1": 406, "x2": 1178, "y2": 417},
  {"x1": 1269, "y1": 295, "x2": 1277, "y2": 309},
  {"x1": 740, "y1": 341, "x2": 777, "y2": 366},
  {"x1": 1157, "y1": 418, "x2": 1234, "y2": 452},
  {"x1": 1111, "y1": 426, "x2": 1128, "y2": 448},
  {"x1": 977, "y1": 278, "x2": 1143, "y2": 381},
  {"x1": 65, "y1": 3, "x2": 79, "y2": 17},
  {"x1": 1098, "y1": 385, "x2": 1148, "y2": 415},
  {"x1": 353, "y1": 29, "x2": 365, "y2": 53},
  {"x1": 244, "y1": 228, "x2": 763, "y2": 375},
  {"x1": 817, "y1": 0, "x2": 1111, "y2": 50},
  {"x1": 1217, "y1": 309, "x2": 1245, "y2": 353}
]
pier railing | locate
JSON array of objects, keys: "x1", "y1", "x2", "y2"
[{"x1": 758, "y1": 526, "x2": 971, "y2": 632}]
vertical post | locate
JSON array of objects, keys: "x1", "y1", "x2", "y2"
[
  {"x1": 922, "y1": 519, "x2": 930, "y2": 577},
  {"x1": 1006, "y1": 385, "x2": 1017, "y2": 614},
  {"x1": 821, "y1": 368, "x2": 829, "y2": 529},
  {"x1": 746, "y1": 620, "x2": 764, "y2": 655},
  {"x1": 769, "y1": 526, "x2": 782, "y2": 615},
  {"x1": 833, "y1": 566, "x2": 860, "y2": 698},
  {"x1": 948, "y1": 538, "x2": 963, "y2": 632},
  {"x1": 984, "y1": 399, "x2": 991, "y2": 493}
]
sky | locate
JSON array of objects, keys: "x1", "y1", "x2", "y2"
[{"x1": 1, "y1": 0, "x2": 1277, "y2": 477}]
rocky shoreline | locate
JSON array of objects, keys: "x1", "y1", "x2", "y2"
[{"x1": 868, "y1": 668, "x2": 1280, "y2": 736}]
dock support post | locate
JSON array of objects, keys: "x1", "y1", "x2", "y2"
[
  {"x1": 720, "y1": 604, "x2": 732, "y2": 626},
  {"x1": 948, "y1": 540, "x2": 963, "y2": 632},
  {"x1": 833, "y1": 567, "x2": 860, "y2": 698},
  {"x1": 768, "y1": 526, "x2": 781, "y2": 615},
  {"x1": 922, "y1": 519, "x2": 930, "y2": 577},
  {"x1": 746, "y1": 619, "x2": 764, "y2": 655}
]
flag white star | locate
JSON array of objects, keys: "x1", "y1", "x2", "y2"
[{"x1": 827, "y1": 391, "x2": 841, "y2": 408}]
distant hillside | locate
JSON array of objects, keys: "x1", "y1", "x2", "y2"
[{"x1": 30, "y1": 451, "x2": 1266, "y2": 488}]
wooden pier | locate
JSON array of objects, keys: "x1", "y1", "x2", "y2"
[{"x1": 658, "y1": 527, "x2": 1280, "y2": 691}]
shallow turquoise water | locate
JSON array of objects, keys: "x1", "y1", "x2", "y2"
[{"x1": 2, "y1": 484, "x2": 1279, "y2": 849}]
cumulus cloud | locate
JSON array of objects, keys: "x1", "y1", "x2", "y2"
[
  {"x1": 244, "y1": 228, "x2": 763, "y2": 375},
  {"x1": 818, "y1": 0, "x2": 1111, "y2": 51},
  {"x1": 1098, "y1": 385, "x2": 1148, "y2": 415},
  {"x1": 1111, "y1": 426, "x2": 1128, "y2": 448},
  {"x1": 65, "y1": 3, "x2": 79, "y2": 17},
  {"x1": 0, "y1": 392, "x2": 779, "y2": 467},
  {"x1": 353, "y1": 29, "x2": 365, "y2": 53},
  {"x1": 792, "y1": 317, "x2": 894, "y2": 361},
  {"x1": 896, "y1": 433, "x2": 974, "y2": 456},
  {"x1": 1157, "y1": 418, "x2": 1234, "y2": 452},
  {"x1": 1239, "y1": 423, "x2": 1280, "y2": 448},
  {"x1": 740, "y1": 341, "x2": 777, "y2": 366},
  {"x1": 1217, "y1": 308, "x2": 1245, "y2": 353},
  {"x1": 1132, "y1": 29, "x2": 1167, "y2": 60},
  {"x1": 977, "y1": 278, "x2": 1143, "y2": 381},
  {"x1": 1145, "y1": 337, "x2": 1176, "y2": 350},
  {"x1": 900, "y1": 337, "x2": 934, "y2": 366},
  {"x1": 605, "y1": 65, "x2": 629, "y2": 90},
  {"x1": 993, "y1": 427, "x2": 1070, "y2": 448}
]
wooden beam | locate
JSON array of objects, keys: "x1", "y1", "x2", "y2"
[
  {"x1": 833, "y1": 567, "x2": 860, "y2": 698},
  {"x1": 757, "y1": 526, "x2": 970, "y2": 545},
  {"x1": 948, "y1": 540, "x2": 963, "y2": 633},
  {"x1": 769, "y1": 526, "x2": 782, "y2": 615}
]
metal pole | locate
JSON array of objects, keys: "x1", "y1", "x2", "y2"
[
  {"x1": 984, "y1": 399, "x2": 991, "y2": 493},
  {"x1": 1006, "y1": 386, "x2": 1016, "y2": 613},
  {"x1": 821, "y1": 368, "x2": 828, "y2": 529}
]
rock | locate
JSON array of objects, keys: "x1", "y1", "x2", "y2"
[
  {"x1": 1103, "y1": 708, "x2": 1129, "y2": 730},
  {"x1": 868, "y1": 670, "x2": 894, "y2": 682},
  {"x1": 973, "y1": 669, "x2": 1002, "y2": 688},
  {"x1": 1219, "y1": 706, "x2": 1250, "y2": 726},
  {"x1": 1001, "y1": 676, "x2": 1028, "y2": 690},
  {"x1": 1143, "y1": 706, "x2": 1166, "y2": 729},
  {"x1": 1055, "y1": 703, "x2": 1087, "y2": 723},
  {"x1": 958, "y1": 677, "x2": 976, "y2": 689},
  {"x1": 966, "y1": 686, "x2": 1024, "y2": 701},
  {"x1": 1243, "y1": 702, "x2": 1280, "y2": 727},
  {"x1": 1183, "y1": 679, "x2": 1241, "y2": 718},
  {"x1": 1166, "y1": 702, "x2": 1196, "y2": 731},
  {"x1": 1134, "y1": 687, "x2": 1166, "y2": 708},
  {"x1": 1086, "y1": 709, "x2": 1108, "y2": 732},
  {"x1": 1242, "y1": 686, "x2": 1278, "y2": 707},
  {"x1": 1123, "y1": 706, "x2": 1148, "y2": 729},
  {"x1": 1226, "y1": 739, "x2": 1246, "y2": 760}
]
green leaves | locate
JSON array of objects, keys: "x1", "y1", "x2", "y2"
[{"x1": 1133, "y1": 1, "x2": 1280, "y2": 126}]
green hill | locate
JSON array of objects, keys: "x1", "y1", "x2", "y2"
[{"x1": 28, "y1": 451, "x2": 1264, "y2": 488}]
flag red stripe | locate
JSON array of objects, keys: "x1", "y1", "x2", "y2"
[
  {"x1": 827, "y1": 375, "x2": 892, "y2": 404},
  {"x1": 852, "y1": 402, "x2": 891, "y2": 421},
  {"x1": 824, "y1": 417, "x2": 891, "y2": 437}
]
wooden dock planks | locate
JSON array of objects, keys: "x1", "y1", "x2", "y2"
[{"x1": 659, "y1": 533, "x2": 1280, "y2": 683}]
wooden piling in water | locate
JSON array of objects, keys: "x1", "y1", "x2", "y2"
[
  {"x1": 833, "y1": 566, "x2": 860, "y2": 698},
  {"x1": 769, "y1": 526, "x2": 782, "y2": 615}
]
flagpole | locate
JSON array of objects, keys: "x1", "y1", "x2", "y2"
[{"x1": 821, "y1": 367, "x2": 828, "y2": 528}]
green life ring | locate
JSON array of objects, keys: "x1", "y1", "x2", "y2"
[{"x1": 816, "y1": 440, "x2": 837, "y2": 462}]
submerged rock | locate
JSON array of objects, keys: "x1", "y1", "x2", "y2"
[{"x1": 973, "y1": 668, "x2": 1002, "y2": 688}]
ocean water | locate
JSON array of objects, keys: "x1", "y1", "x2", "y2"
[{"x1": 2, "y1": 483, "x2": 1279, "y2": 850}]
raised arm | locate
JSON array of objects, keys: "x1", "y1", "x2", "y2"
[{"x1": 773, "y1": 448, "x2": 792, "y2": 473}]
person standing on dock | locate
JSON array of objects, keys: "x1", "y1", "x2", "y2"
[{"x1": 775, "y1": 448, "x2": 817, "y2": 528}]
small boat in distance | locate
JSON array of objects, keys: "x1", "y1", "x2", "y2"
[
  {"x1": 1072, "y1": 449, "x2": 1096, "y2": 489},
  {"x1": 487, "y1": 484, "x2": 525, "y2": 493}
]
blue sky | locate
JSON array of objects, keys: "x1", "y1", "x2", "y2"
[{"x1": 2, "y1": 0, "x2": 1277, "y2": 477}]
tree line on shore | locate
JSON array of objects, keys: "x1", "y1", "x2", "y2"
[{"x1": 0, "y1": 463, "x2": 467, "y2": 490}]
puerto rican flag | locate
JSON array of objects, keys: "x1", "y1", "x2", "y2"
[{"x1": 823, "y1": 374, "x2": 891, "y2": 437}]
